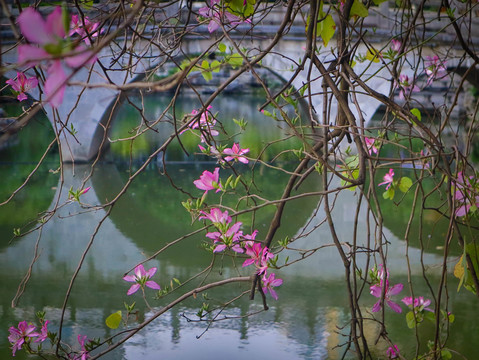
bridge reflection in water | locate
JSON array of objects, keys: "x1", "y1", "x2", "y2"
[{"x1": 0, "y1": 93, "x2": 478, "y2": 359}]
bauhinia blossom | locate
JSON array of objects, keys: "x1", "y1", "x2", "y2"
[
  {"x1": 199, "y1": 208, "x2": 231, "y2": 226},
  {"x1": 206, "y1": 221, "x2": 244, "y2": 253},
  {"x1": 364, "y1": 137, "x2": 378, "y2": 155},
  {"x1": 70, "y1": 15, "x2": 101, "y2": 45},
  {"x1": 425, "y1": 55, "x2": 447, "y2": 85},
  {"x1": 262, "y1": 272, "x2": 283, "y2": 300},
  {"x1": 182, "y1": 106, "x2": 219, "y2": 142},
  {"x1": 401, "y1": 296, "x2": 434, "y2": 312},
  {"x1": 17, "y1": 7, "x2": 96, "y2": 107},
  {"x1": 397, "y1": 74, "x2": 419, "y2": 100},
  {"x1": 194, "y1": 167, "x2": 222, "y2": 194},
  {"x1": 452, "y1": 171, "x2": 479, "y2": 217},
  {"x1": 34, "y1": 321, "x2": 49, "y2": 343},
  {"x1": 6, "y1": 72, "x2": 38, "y2": 101},
  {"x1": 123, "y1": 264, "x2": 161, "y2": 295},
  {"x1": 223, "y1": 143, "x2": 249, "y2": 164},
  {"x1": 243, "y1": 241, "x2": 273, "y2": 275},
  {"x1": 390, "y1": 39, "x2": 401, "y2": 52},
  {"x1": 370, "y1": 280, "x2": 403, "y2": 313},
  {"x1": 386, "y1": 344, "x2": 400, "y2": 359},
  {"x1": 8, "y1": 321, "x2": 38, "y2": 356},
  {"x1": 378, "y1": 169, "x2": 394, "y2": 190},
  {"x1": 75, "y1": 334, "x2": 90, "y2": 360}
]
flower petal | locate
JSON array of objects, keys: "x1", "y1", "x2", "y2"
[
  {"x1": 18, "y1": 7, "x2": 53, "y2": 45},
  {"x1": 127, "y1": 284, "x2": 141, "y2": 295},
  {"x1": 44, "y1": 61, "x2": 66, "y2": 108},
  {"x1": 145, "y1": 281, "x2": 161, "y2": 290},
  {"x1": 387, "y1": 300, "x2": 403, "y2": 313},
  {"x1": 45, "y1": 7, "x2": 65, "y2": 39}
]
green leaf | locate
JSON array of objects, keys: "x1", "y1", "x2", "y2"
[
  {"x1": 105, "y1": 311, "x2": 122, "y2": 329},
  {"x1": 383, "y1": 187, "x2": 395, "y2": 200},
  {"x1": 372, "y1": 0, "x2": 387, "y2": 4},
  {"x1": 201, "y1": 70, "x2": 213, "y2": 82},
  {"x1": 365, "y1": 48, "x2": 381, "y2": 63},
  {"x1": 226, "y1": 0, "x2": 255, "y2": 17},
  {"x1": 406, "y1": 311, "x2": 416, "y2": 329},
  {"x1": 411, "y1": 108, "x2": 422, "y2": 122},
  {"x1": 350, "y1": 0, "x2": 369, "y2": 18},
  {"x1": 441, "y1": 349, "x2": 452, "y2": 360},
  {"x1": 201, "y1": 60, "x2": 210, "y2": 70},
  {"x1": 398, "y1": 176, "x2": 412, "y2": 193},
  {"x1": 305, "y1": 2, "x2": 336, "y2": 46},
  {"x1": 228, "y1": 53, "x2": 243, "y2": 68},
  {"x1": 210, "y1": 60, "x2": 221, "y2": 73},
  {"x1": 218, "y1": 43, "x2": 227, "y2": 53},
  {"x1": 320, "y1": 14, "x2": 336, "y2": 46}
]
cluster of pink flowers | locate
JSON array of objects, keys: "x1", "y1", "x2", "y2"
[
  {"x1": 8, "y1": 320, "x2": 49, "y2": 356},
  {"x1": 123, "y1": 264, "x2": 161, "y2": 295},
  {"x1": 199, "y1": 207, "x2": 282, "y2": 299},
  {"x1": 198, "y1": 0, "x2": 250, "y2": 33},
  {"x1": 452, "y1": 171, "x2": 479, "y2": 217},
  {"x1": 369, "y1": 265, "x2": 403, "y2": 313},
  {"x1": 70, "y1": 15, "x2": 102, "y2": 45},
  {"x1": 15, "y1": 6, "x2": 97, "y2": 108},
  {"x1": 394, "y1": 54, "x2": 447, "y2": 101}
]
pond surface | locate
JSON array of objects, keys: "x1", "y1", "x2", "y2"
[{"x1": 0, "y1": 93, "x2": 478, "y2": 359}]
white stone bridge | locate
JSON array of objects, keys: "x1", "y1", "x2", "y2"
[{"x1": 1, "y1": 1, "x2": 478, "y2": 162}]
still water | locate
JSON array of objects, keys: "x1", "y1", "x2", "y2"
[{"x1": 0, "y1": 93, "x2": 477, "y2": 359}]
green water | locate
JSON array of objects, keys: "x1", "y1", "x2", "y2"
[{"x1": 0, "y1": 95, "x2": 478, "y2": 359}]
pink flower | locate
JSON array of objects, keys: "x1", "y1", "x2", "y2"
[
  {"x1": 6, "y1": 72, "x2": 38, "y2": 101},
  {"x1": 453, "y1": 171, "x2": 479, "y2": 217},
  {"x1": 76, "y1": 335, "x2": 90, "y2": 360},
  {"x1": 397, "y1": 74, "x2": 419, "y2": 100},
  {"x1": 425, "y1": 55, "x2": 447, "y2": 85},
  {"x1": 194, "y1": 167, "x2": 222, "y2": 194},
  {"x1": 206, "y1": 221, "x2": 244, "y2": 253},
  {"x1": 182, "y1": 106, "x2": 219, "y2": 141},
  {"x1": 16, "y1": 7, "x2": 96, "y2": 107},
  {"x1": 262, "y1": 272, "x2": 283, "y2": 300},
  {"x1": 243, "y1": 241, "x2": 273, "y2": 274},
  {"x1": 34, "y1": 320, "x2": 49, "y2": 343},
  {"x1": 223, "y1": 143, "x2": 250, "y2": 164},
  {"x1": 8, "y1": 321, "x2": 38, "y2": 356},
  {"x1": 401, "y1": 296, "x2": 433, "y2": 312},
  {"x1": 387, "y1": 344, "x2": 400, "y2": 359},
  {"x1": 378, "y1": 169, "x2": 394, "y2": 190},
  {"x1": 199, "y1": 208, "x2": 231, "y2": 226},
  {"x1": 70, "y1": 15, "x2": 101, "y2": 45},
  {"x1": 370, "y1": 280, "x2": 403, "y2": 313},
  {"x1": 123, "y1": 264, "x2": 161, "y2": 295},
  {"x1": 365, "y1": 137, "x2": 378, "y2": 155},
  {"x1": 390, "y1": 39, "x2": 401, "y2": 52}
]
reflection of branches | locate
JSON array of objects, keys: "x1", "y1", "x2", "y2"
[{"x1": 90, "y1": 276, "x2": 251, "y2": 360}]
